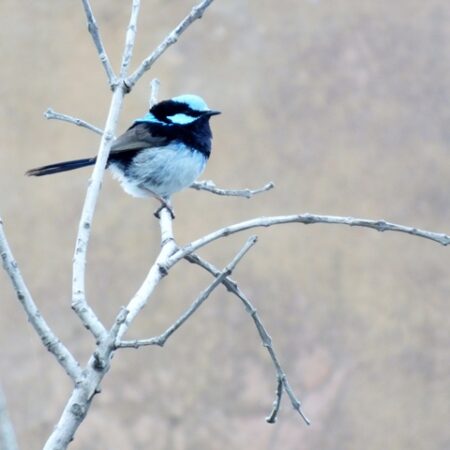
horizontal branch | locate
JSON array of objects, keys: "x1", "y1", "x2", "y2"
[
  {"x1": 45, "y1": 108, "x2": 103, "y2": 135},
  {"x1": 168, "y1": 214, "x2": 450, "y2": 267},
  {"x1": 190, "y1": 180, "x2": 275, "y2": 198},
  {"x1": 0, "y1": 217, "x2": 82, "y2": 382},
  {"x1": 116, "y1": 236, "x2": 257, "y2": 349}
]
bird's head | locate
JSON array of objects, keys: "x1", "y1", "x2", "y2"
[{"x1": 135, "y1": 94, "x2": 220, "y2": 126}]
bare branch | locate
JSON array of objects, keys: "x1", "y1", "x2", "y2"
[
  {"x1": 120, "y1": 0, "x2": 141, "y2": 79},
  {"x1": 125, "y1": 0, "x2": 215, "y2": 89},
  {"x1": 71, "y1": 87, "x2": 126, "y2": 343},
  {"x1": 266, "y1": 376, "x2": 283, "y2": 424},
  {"x1": 117, "y1": 236, "x2": 258, "y2": 349},
  {"x1": 0, "y1": 217, "x2": 82, "y2": 382},
  {"x1": 168, "y1": 214, "x2": 450, "y2": 267},
  {"x1": 282, "y1": 374, "x2": 311, "y2": 425},
  {"x1": 149, "y1": 78, "x2": 161, "y2": 108},
  {"x1": 81, "y1": 0, "x2": 117, "y2": 87},
  {"x1": 116, "y1": 208, "x2": 177, "y2": 340},
  {"x1": 184, "y1": 252, "x2": 311, "y2": 425},
  {"x1": 43, "y1": 77, "x2": 159, "y2": 142},
  {"x1": 44, "y1": 108, "x2": 103, "y2": 135},
  {"x1": 191, "y1": 180, "x2": 275, "y2": 198},
  {"x1": 0, "y1": 385, "x2": 18, "y2": 450}
]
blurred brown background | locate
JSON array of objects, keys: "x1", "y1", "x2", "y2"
[{"x1": 1, "y1": 1, "x2": 450, "y2": 449}]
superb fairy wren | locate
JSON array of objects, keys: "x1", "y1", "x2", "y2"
[{"x1": 27, "y1": 94, "x2": 220, "y2": 217}]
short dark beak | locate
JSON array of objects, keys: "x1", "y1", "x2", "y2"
[{"x1": 204, "y1": 110, "x2": 221, "y2": 117}]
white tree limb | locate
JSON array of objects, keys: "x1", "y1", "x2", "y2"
[
  {"x1": 81, "y1": 0, "x2": 117, "y2": 87},
  {"x1": 184, "y1": 252, "x2": 311, "y2": 425},
  {"x1": 149, "y1": 78, "x2": 161, "y2": 108},
  {"x1": 116, "y1": 236, "x2": 258, "y2": 349},
  {"x1": 70, "y1": 88, "x2": 124, "y2": 343},
  {"x1": 0, "y1": 385, "x2": 18, "y2": 450},
  {"x1": 4, "y1": 0, "x2": 448, "y2": 446},
  {"x1": 117, "y1": 208, "x2": 177, "y2": 339},
  {"x1": 119, "y1": 0, "x2": 141, "y2": 79},
  {"x1": 0, "y1": 217, "x2": 82, "y2": 382},
  {"x1": 191, "y1": 180, "x2": 275, "y2": 198},
  {"x1": 42, "y1": 309, "x2": 130, "y2": 450},
  {"x1": 167, "y1": 214, "x2": 450, "y2": 268},
  {"x1": 44, "y1": 108, "x2": 103, "y2": 135},
  {"x1": 125, "y1": 0, "x2": 216, "y2": 89}
]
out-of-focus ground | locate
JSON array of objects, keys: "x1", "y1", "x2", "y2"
[{"x1": 1, "y1": 1, "x2": 449, "y2": 449}]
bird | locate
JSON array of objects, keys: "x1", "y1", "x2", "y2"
[{"x1": 26, "y1": 94, "x2": 220, "y2": 217}]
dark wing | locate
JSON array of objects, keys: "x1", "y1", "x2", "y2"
[{"x1": 110, "y1": 123, "x2": 170, "y2": 154}]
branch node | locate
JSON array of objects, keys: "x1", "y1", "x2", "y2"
[
  {"x1": 158, "y1": 263, "x2": 169, "y2": 277},
  {"x1": 122, "y1": 79, "x2": 132, "y2": 94},
  {"x1": 92, "y1": 351, "x2": 107, "y2": 371}
]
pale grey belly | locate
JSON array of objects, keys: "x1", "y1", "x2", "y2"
[{"x1": 108, "y1": 145, "x2": 207, "y2": 199}]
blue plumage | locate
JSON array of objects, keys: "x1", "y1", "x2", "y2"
[{"x1": 27, "y1": 95, "x2": 220, "y2": 214}]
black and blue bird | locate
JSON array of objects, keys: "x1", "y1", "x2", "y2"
[{"x1": 27, "y1": 94, "x2": 220, "y2": 216}]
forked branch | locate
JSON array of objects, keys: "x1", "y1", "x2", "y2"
[
  {"x1": 116, "y1": 236, "x2": 258, "y2": 349},
  {"x1": 81, "y1": 0, "x2": 117, "y2": 87},
  {"x1": 125, "y1": 0, "x2": 216, "y2": 89},
  {"x1": 184, "y1": 252, "x2": 310, "y2": 424}
]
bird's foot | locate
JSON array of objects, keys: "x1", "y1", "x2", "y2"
[{"x1": 154, "y1": 200, "x2": 175, "y2": 220}]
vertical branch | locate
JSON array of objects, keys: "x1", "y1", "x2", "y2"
[
  {"x1": 0, "y1": 385, "x2": 18, "y2": 450},
  {"x1": 125, "y1": 0, "x2": 215, "y2": 89},
  {"x1": 117, "y1": 236, "x2": 258, "y2": 348},
  {"x1": 149, "y1": 78, "x2": 160, "y2": 108},
  {"x1": 71, "y1": 87, "x2": 125, "y2": 342},
  {"x1": 120, "y1": 0, "x2": 141, "y2": 79}
]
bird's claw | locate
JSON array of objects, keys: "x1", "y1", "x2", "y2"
[{"x1": 154, "y1": 203, "x2": 175, "y2": 220}]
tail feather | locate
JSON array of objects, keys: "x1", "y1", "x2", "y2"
[{"x1": 26, "y1": 157, "x2": 96, "y2": 176}]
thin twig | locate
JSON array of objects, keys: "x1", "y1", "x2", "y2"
[
  {"x1": 44, "y1": 108, "x2": 103, "y2": 135},
  {"x1": 117, "y1": 236, "x2": 258, "y2": 349},
  {"x1": 266, "y1": 376, "x2": 283, "y2": 424},
  {"x1": 125, "y1": 0, "x2": 215, "y2": 89},
  {"x1": 184, "y1": 252, "x2": 311, "y2": 425},
  {"x1": 43, "y1": 78, "x2": 159, "y2": 138},
  {"x1": 120, "y1": 0, "x2": 141, "y2": 80},
  {"x1": 81, "y1": 0, "x2": 117, "y2": 87},
  {"x1": 167, "y1": 214, "x2": 450, "y2": 268},
  {"x1": 191, "y1": 180, "x2": 275, "y2": 198},
  {"x1": 149, "y1": 78, "x2": 161, "y2": 108},
  {"x1": 0, "y1": 217, "x2": 82, "y2": 382}
]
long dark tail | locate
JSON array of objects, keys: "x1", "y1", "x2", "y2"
[{"x1": 26, "y1": 157, "x2": 96, "y2": 176}]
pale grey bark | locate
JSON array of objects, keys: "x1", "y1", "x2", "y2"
[
  {"x1": 0, "y1": 0, "x2": 448, "y2": 448},
  {"x1": 0, "y1": 386, "x2": 18, "y2": 450}
]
